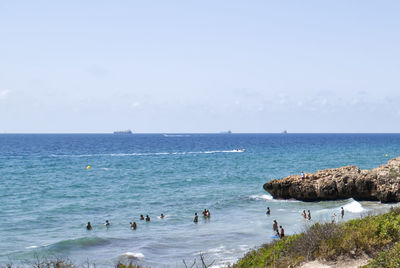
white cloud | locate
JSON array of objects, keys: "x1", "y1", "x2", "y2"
[{"x1": 0, "y1": 90, "x2": 10, "y2": 100}]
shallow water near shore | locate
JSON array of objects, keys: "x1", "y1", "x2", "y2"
[{"x1": 1, "y1": 134, "x2": 400, "y2": 267}]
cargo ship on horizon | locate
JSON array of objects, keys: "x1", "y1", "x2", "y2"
[{"x1": 113, "y1": 130, "x2": 133, "y2": 134}]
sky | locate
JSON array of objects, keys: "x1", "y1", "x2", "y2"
[{"x1": 1, "y1": 1, "x2": 400, "y2": 133}]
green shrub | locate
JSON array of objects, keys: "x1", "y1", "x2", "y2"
[
  {"x1": 364, "y1": 242, "x2": 400, "y2": 268},
  {"x1": 235, "y1": 208, "x2": 400, "y2": 267}
]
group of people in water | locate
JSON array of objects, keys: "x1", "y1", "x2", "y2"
[
  {"x1": 301, "y1": 210, "x2": 312, "y2": 220},
  {"x1": 267, "y1": 207, "x2": 285, "y2": 238},
  {"x1": 86, "y1": 210, "x2": 211, "y2": 230},
  {"x1": 193, "y1": 209, "x2": 211, "y2": 223},
  {"x1": 266, "y1": 205, "x2": 346, "y2": 239}
]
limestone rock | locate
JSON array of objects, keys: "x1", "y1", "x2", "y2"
[{"x1": 263, "y1": 157, "x2": 400, "y2": 203}]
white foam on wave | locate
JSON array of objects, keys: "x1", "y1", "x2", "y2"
[
  {"x1": 121, "y1": 252, "x2": 144, "y2": 259},
  {"x1": 249, "y1": 194, "x2": 273, "y2": 201},
  {"x1": 26, "y1": 245, "x2": 38, "y2": 249},
  {"x1": 207, "y1": 245, "x2": 225, "y2": 253},
  {"x1": 343, "y1": 200, "x2": 364, "y2": 213}
]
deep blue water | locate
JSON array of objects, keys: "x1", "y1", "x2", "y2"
[{"x1": 1, "y1": 134, "x2": 400, "y2": 267}]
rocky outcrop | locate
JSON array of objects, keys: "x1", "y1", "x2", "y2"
[{"x1": 264, "y1": 157, "x2": 400, "y2": 203}]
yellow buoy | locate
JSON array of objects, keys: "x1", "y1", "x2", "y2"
[{"x1": 86, "y1": 165, "x2": 91, "y2": 170}]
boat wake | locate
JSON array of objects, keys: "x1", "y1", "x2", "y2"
[{"x1": 50, "y1": 149, "x2": 245, "y2": 158}]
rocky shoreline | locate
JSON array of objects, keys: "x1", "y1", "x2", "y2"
[{"x1": 264, "y1": 157, "x2": 400, "y2": 203}]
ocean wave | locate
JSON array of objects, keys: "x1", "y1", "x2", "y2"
[
  {"x1": 248, "y1": 194, "x2": 273, "y2": 201},
  {"x1": 47, "y1": 237, "x2": 110, "y2": 251},
  {"x1": 120, "y1": 252, "x2": 144, "y2": 259},
  {"x1": 343, "y1": 200, "x2": 364, "y2": 213},
  {"x1": 49, "y1": 149, "x2": 244, "y2": 158}
]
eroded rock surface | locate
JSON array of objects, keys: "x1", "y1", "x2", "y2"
[{"x1": 263, "y1": 157, "x2": 400, "y2": 203}]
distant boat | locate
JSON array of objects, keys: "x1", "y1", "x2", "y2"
[
  {"x1": 220, "y1": 130, "x2": 232, "y2": 134},
  {"x1": 113, "y1": 130, "x2": 133, "y2": 134},
  {"x1": 281, "y1": 130, "x2": 288, "y2": 134}
]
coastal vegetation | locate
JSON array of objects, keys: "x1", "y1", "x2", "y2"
[{"x1": 234, "y1": 207, "x2": 400, "y2": 267}]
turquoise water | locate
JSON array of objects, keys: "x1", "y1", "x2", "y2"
[{"x1": 1, "y1": 134, "x2": 400, "y2": 267}]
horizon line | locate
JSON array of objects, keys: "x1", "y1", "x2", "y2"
[{"x1": 0, "y1": 132, "x2": 400, "y2": 135}]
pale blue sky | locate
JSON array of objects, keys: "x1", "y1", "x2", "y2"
[{"x1": 1, "y1": 1, "x2": 400, "y2": 133}]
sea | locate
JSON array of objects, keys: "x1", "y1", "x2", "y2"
[{"x1": 1, "y1": 133, "x2": 400, "y2": 267}]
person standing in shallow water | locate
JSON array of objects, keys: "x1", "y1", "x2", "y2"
[
  {"x1": 302, "y1": 210, "x2": 306, "y2": 219},
  {"x1": 194, "y1": 213, "x2": 198, "y2": 223},
  {"x1": 275, "y1": 229, "x2": 280, "y2": 237},
  {"x1": 273, "y1": 219, "x2": 278, "y2": 232},
  {"x1": 307, "y1": 210, "x2": 311, "y2": 220},
  {"x1": 266, "y1": 207, "x2": 271, "y2": 215},
  {"x1": 341, "y1": 207, "x2": 344, "y2": 219},
  {"x1": 140, "y1": 215, "x2": 144, "y2": 220},
  {"x1": 146, "y1": 215, "x2": 151, "y2": 222},
  {"x1": 86, "y1": 222, "x2": 92, "y2": 230},
  {"x1": 279, "y1": 226, "x2": 285, "y2": 238}
]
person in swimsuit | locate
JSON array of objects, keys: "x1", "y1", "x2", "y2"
[
  {"x1": 130, "y1": 222, "x2": 137, "y2": 230},
  {"x1": 301, "y1": 210, "x2": 306, "y2": 219},
  {"x1": 273, "y1": 219, "x2": 278, "y2": 232},
  {"x1": 307, "y1": 210, "x2": 311, "y2": 220},
  {"x1": 279, "y1": 226, "x2": 285, "y2": 238},
  {"x1": 140, "y1": 215, "x2": 144, "y2": 220},
  {"x1": 266, "y1": 207, "x2": 271, "y2": 215},
  {"x1": 275, "y1": 229, "x2": 280, "y2": 237},
  {"x1": 86, "y1": 222, "x2": 92, "y2": 230},
  {"x1": 203, "y1": 209, "x2": 207, "y2": 217},
  {"x1": 194, "y1": 213, "x2": 198, "y2": 223},
  {"x1": 146, "y1": 215, "x2": 151, "y2": 222}
]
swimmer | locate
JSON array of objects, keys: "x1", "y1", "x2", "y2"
[
  {"x1": 307, "y1": 210, "x2": 311, "y2": 220},
  {"x1": 161, "y1": 213, "x2": 165, "y2": 219},
  {"x1": 341, "y1": 207, "x2": 344, "y2": 219},
  {"x1": 266, "y1": 207, "x2": 271, "y2": 215},
  {"x1": 206, "y1": 209, "x2": 211, "y2": 218},
  {"x1": 104, "y1": 220, "x2": 110, "y2": 227},
  {"x1": 140, "y1": 215, "x2": 144, "y2": 220},
  {"x1": 302, "y1": 210, "x2": 306, "y2": 219},
  {"x1": 146, "y1": 215, "x2": 151, "y2": 222},
  {"x1": 194, "y1": 213, "x2": 198, "y2": 223},
  {"x1": 203, "y1": 209, "x2": 207, "y2": 217},
  {"x1": 86, "y1": 221, "x2": 92, "y2": 230},
  {"x1": 130, "y1": 221, "x2": 137, "y2": 230},
  {"x1": 279, "y1": 226, "x2": 285, "y2": 238},
  {"x1": 275, "y1": 229, "x2": 280, "y2": 237},
  {"x1": 273, "y1": 219, "x2": 278, "y2": 232}
]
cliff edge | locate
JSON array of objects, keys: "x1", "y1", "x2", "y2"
[{"x1": 263, "y1": 157, "x2": 400, "y2": 203}]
